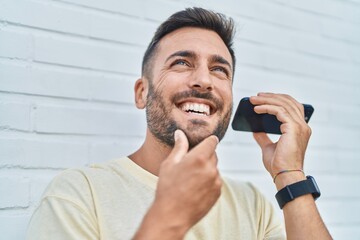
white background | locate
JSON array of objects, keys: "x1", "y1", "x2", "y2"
[{"x1": 0, "y1": 0, "x2": 360, "y2": 239}]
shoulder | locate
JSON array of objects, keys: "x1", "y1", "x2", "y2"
[
  {"x1": 222, "y1": 176, "x2": 263, "y2": 199},
  {"x1": 41, "y1": 158, "x2": 131, "y2": 201},
  {"x1": 41, "y1": 168, "x2": 95, "y2": 208}
]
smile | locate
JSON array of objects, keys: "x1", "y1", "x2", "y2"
[{"x1": 179, "y1": 102, "x2": 211, "y2": 116}]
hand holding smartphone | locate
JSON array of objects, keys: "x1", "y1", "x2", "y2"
[{"x1": 231, "y1": 97, "x2": 314, "y2": 135}]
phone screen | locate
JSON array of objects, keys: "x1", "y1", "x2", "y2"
[{"x1": 231, "y1": 97, "x2": 314, "y2": 135}]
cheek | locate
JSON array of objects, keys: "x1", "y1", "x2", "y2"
[
  {"x1": 154, "y1": 72, "x2": 187, "y2": 95},
  {"x1": 217, "y1": 82, "x2": 233, "y2": 103}
]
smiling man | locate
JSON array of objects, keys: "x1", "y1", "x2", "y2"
[{"x1": 27, "y1": 7, "x2": 332, "y2": 240}]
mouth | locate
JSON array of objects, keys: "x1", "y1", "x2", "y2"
[{"x1": 176, "y1": 100, "x2": 216, "y2": 117}]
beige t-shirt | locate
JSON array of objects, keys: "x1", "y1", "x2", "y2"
[{"x1": 27, "y1": 157, "x2": 285, "y2": 240}]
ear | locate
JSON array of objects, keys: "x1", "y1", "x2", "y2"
[{"x1": 134, "y1": 78, "x2": 148, "y2": 109}]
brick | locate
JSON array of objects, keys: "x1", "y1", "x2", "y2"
[
  {"x1": 0, "y1": 0, "x2": 155, "y2": 46},
  {"x1": 222, "y1": 126, "x2": 256, "y2": 145},
  {"x1": 304, "y1": 148, "x2": 337, "y2": 173},
  {"x1": 218, "y1": 144, "x2": 264, "y2": 172},
  {"x1": 0, "y1": 102, "x2": 31, "y2": 131},
  {"x1": 238, "y1": 18, "x2": 294, "y2": 50},
  {"x1": 319, "y1": 174, "x2": 360, "y2": 198},
  {"x1": 30, "y1": 173, "x2": 61, "y2": 205},
  {"x1": 234, "y1": 66, "x2": 332, "y2": 103},
  {"x1": 263, "y1": 49, "x2": 324, "y2": 78},
  {"x1": 0, "y1": 61, "x2": 135, "y2": 103},
  {"x1": 309, "y1": 124, "x2": 336, "y2": 148},
  {"x1": 288, "y1": 0, "x2": 345, "y2": 18},
  {"x1": 0, "y1": 138, "x2": 88, "y2": 168},
  {"x1": 34, "y1": 105, "x2": 146, "y2": 136},
  {"x1": 89, "y1": 13, "x2": 155, "y2": 46},
  {"x1": 336, "y1": 150, "x2": 360, "y2": 174},
  {"x1": 328, "y1": 103, "x2": 360, "y2": 127},
  {"x1": 292, "y1": 33, "x2": 350, "y2": 61},
  {"x1": 319, "y1": 60, "x2": 359, "y2": 85},
  {"x1": 0, "y1": 62, "x2": 90, "y2": 99},
  {"x1": 329, "y1": 225, "x2": 360, "y2": 239},
  {"x1": 330, "y1": 128, "x2": 360, "y2": 150},
  {"x1": 235, "y1": 41, "x2": 266, "y2": 67},
  {"x1": 0, "y1": 0, "x2": 91, "y2": 36},
  {"x1": 33, "y1": 35, "x2": 142, "y2": 75},
  {"x1": 321, "y1": 18, "x2": 360, "y2": 44},
  {"x1": 342, "y1": 2, "x2": 360, "y2": 24},
  {"x1": 318, "y1": 199, "x2": 360, "y2": 224},
  {"x1": 0, "y1": 177, "x2": 30, "y2": 208},
  {"x1": 144, "y1": 0, "x2": 188, "y2": 22},
  {"x1": 237, "y1": 42, "x2": 345, "y2": 80},
  {"x1": 89, "y1": 139, "x2": 141, "y2": 163},
  {"x1": 0, "y1": 215, "x2": 30, "y2": 240},
  {"x1": 62, "y1": 0, "x2": 145, "y2": 17},
  {"x1": 349, "y1": 44, "x2": 360, "y2": 63},
  {"x1": 90, "y1": 75, "x2": 135, "y2": 104},
  {"x1": 0, "y1": 29, "x2": 33, "y2": 59},
  {"x1": 223, "y1": 0, "x2": 322, "y2": 33},
  {"x1": 326, "y1": 83, "x2": 360, "y2": 104}
]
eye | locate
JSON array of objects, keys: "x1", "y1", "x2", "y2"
[
  {"x1": 211, "y1": 66, "x2": 230, "y2": 77},
  {"x1": 171, "y1": 59, "x2": 190, "y2": 67}
]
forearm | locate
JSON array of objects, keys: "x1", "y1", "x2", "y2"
[{"x1": 276, "y1": 173, "x2": 332, "y2": 239}]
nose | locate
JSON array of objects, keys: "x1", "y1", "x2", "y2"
[{"x1": 189, "y1": 66, "x2": 214, "y2": 92}]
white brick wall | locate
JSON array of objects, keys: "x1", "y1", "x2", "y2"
[{"x1": 0, "y1": 0, "x2": 359, "y2": 239}]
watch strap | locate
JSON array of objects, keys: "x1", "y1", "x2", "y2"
[{"x1": 275, "y1": 176, "x2": 321, "y2": 209}]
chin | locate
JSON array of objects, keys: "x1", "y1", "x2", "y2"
[{"x1": 182, "y1": 129, "x2": 213, "y2": 149}]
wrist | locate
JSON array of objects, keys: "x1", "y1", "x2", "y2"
[{"x1": 274, "y1": 170, "x2": 306, "y2": 190}]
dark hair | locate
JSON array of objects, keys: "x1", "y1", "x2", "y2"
[{"x1": 141, "y1": 7, "x2": 236, "y2": 79}]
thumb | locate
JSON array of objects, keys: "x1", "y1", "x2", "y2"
[
  {"x1": 168, "y1": 129, "x2": 189, "y2": 163},
  {"x1": 253, "y1": 132, "x2": 273, "y2": 149}
]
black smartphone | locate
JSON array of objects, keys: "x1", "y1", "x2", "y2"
[{"x1": 231, "y1": 97, "x2": 314, "y2": 135}]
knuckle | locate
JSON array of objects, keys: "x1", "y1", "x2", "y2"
[
  {"x1": 208, "y1": 167, "x2": 219, "y2": 178},
  {"x1": 215, "y1": 177, "x2": 223, "y2": 189},
  {"x1": 305, "y1": 126, "x2": 312, "y2": 136},
  {"x1": 196, "y1": 154, "x2": 209, "y2": 165},
  {"x1": 280, "y1": 93, "x2": 290, "y2": 99},
  {"x1": 279, "y1": 107, "x2": 287, "y2": 114},
  {"x1": 298, "y1": 103, "x2": 305, "y2": 112}
]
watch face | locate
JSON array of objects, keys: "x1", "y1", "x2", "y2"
[{"x1": 307, "y1": 175, "x2": 321, "y2": 200}]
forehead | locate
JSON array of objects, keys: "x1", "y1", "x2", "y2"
[{"x1": 156, "y1": 27, "x2": 232, "y2": 65}]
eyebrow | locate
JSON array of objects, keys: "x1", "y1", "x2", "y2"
[
  {"x1": 209, "y1": 54, "x2": 232, "y2": 72},
  {"x1": 165, "y1": 50, "x2": 232, "y2": 72},
  {"x1": 165, "y1": 50, "x2": 197, "y2": 62}
]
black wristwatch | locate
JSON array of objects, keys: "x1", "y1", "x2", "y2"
[{"x1": 275, "y1": 176, "x2": 321, "y2": 209}]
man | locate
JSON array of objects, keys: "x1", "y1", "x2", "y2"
[{"x1": 27, "y1": 7, "x2": 332, "y2": 239}]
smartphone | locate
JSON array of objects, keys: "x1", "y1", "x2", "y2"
[{"x1": 231, "y1": 97, "x2": 314, "y2": 135}]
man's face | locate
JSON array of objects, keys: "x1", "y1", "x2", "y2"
[{"x1": 145, "y1": 27, "x2": 233, "y2": 149}]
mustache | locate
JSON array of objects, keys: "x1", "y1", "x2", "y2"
[{"x1": 171, "y1": 89, "x2": 223, "y2": 111}]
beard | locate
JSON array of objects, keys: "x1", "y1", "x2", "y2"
[{"x1": 146, "y1": 81, "x2": 232, "y2": 149}]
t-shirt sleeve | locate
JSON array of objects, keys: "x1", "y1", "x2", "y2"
[
  {"x1": 26, "y1": 170, "x2": 99, "y2": 240},
  {"x1": 249, "y1": 183, "x2": 286, "y2": 240}
]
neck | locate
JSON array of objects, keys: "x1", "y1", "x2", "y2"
[{"x1": 128, "y1": 129, "x2": 172, "y2": 176}]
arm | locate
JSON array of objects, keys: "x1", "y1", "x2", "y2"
[
  {"x1": 250, "y1": 93, "x2": 332, "y2": 239},
  {"x1": 133, "y1": 130, "x2": 221, "y2": 240}
]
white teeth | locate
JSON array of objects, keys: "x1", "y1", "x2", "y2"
[{"x1": 181, "y1": 102, "x2": 210, "y2": 116}]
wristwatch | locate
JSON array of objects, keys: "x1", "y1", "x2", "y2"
[{"x1": 275, "y1": 175, "x2": 321, "y2": 209}]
